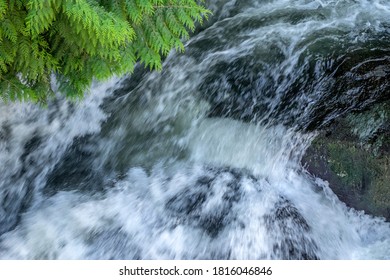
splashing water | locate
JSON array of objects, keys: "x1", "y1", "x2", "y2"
[{"x1": 1, "y1": 0, "x2": 390, "y2": 259}]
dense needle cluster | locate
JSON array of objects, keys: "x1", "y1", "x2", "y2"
[{"x1": 0, "y1": 0, "x2": 210, "y2": 101}]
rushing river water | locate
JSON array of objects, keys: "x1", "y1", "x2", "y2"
[{"x1": 1, "y1": 0, "x2": 390, "y2": 259}]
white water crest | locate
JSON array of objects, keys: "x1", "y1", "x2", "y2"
[
  {"x1": 0, "y1": 0, "x2": 390, "y2": 259},
  {"x1": 0, "y1": 78, "x2": 121, "y2": 234}
]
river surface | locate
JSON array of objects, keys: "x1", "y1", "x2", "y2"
[{"x1": 1, "y1": 0, "x2": 390, "y2": 259}]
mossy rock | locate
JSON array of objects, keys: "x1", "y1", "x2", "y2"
[{"x1": 302, "y1": 101, "x2": 390, "y2": 220}]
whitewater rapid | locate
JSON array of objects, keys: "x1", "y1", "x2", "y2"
[{"x1": 0, "y1": 0, "x2": 390, "y2": 259}]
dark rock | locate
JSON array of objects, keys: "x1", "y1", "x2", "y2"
[
  {"x1": 265, "y1": 198, "x2": 319, "y2": 260},
  {"x1": 44, "y1": 135, "x2": 105, "y2": 196},
  {"x1": 164, "y1": 167, "x2": 248, "y2": 238}
]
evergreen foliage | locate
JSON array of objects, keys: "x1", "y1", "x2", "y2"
[{"x1": 0, "y1": 0, "x2": 210, "y2": 101}]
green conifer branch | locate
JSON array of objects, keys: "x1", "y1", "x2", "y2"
[{"x1": 0, "y1": 0, "x2": 211, "y2": 101}]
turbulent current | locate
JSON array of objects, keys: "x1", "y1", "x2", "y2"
[{"x1": 1, "y1": 0, "x2": 390, "y2": 259}]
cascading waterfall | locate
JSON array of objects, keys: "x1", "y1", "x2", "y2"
[{"x1": 1, "y1": 0, "x2": 390, "y2": 259}]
